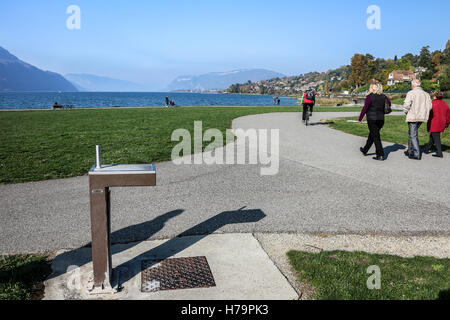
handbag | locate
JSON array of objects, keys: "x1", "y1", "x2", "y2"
[{"x1": 384, "y1": 96, "x2": 392, "y2": 114}]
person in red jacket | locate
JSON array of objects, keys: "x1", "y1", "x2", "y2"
[
  {"x1": 424, "y1": 91, "x2": 450, "y2": 158},
  {"x1": 300, "y1": 89, "x2": 316, "y2": 122}
]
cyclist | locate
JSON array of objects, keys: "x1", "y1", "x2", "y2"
[{"x1": 300, "y1": 89, "x2": 316, "y2": 123}]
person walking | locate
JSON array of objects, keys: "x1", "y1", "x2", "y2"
[
  {"x1": 359, "y1": 83, "x2": 391, "y2": 161},
  {"x1": 165, "y1": 96, "x2": 170, "y2": 107},
  {"x1": 403, "y1": 79, "x2": 433, "y2": 160},
  {"x1": 424, "y1": 91, "x2": 450, "y2": 158}
]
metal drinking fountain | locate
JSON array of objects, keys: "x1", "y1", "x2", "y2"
[{"x1": 88, "y1": 145, "x2": 156, "y2": 293}]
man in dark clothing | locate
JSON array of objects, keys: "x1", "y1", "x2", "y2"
[{"x1": 165, "y1": 96, "x2": 169, "y2": 107}]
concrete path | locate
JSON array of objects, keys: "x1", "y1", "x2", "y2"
[
  {"x1": 1, "y1": 112, "x2": 449, "y2": 254},
  {"x1": 44, "y1": 233, "x2": 298, "y2": 300}
]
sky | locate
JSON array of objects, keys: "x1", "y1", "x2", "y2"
[{"x1": 0, "y1": 0, "x2": 449, "y2": 90}]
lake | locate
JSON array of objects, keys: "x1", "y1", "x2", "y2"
[{"x1": 0, "y1": 92, "x2": 298, "y2": 110}]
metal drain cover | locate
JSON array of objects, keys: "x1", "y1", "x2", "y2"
[{"x1": 141, "y1": 256, "x2": 216, "y2": 292}]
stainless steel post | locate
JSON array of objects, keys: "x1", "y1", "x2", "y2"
[{"x1": 96, "y1": 145, "x2": 102, "y2": 169}]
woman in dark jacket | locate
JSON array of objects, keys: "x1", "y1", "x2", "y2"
[{"x1": 359, "y1": 83, "x2": 391, "y2": 161}]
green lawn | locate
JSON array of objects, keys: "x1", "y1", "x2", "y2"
[
  {"x1": 287, "y1": 250, "x2": 450, "y2": 300},
  {"x1": 329, "y1": 115, "x2": 450, "y2": 153},
  {"x1": 0, "y1": 106, "x2": 362, "y2": 184},
  {"x1": 0, "y1": 255, "x2": 51, "y2": 300}
]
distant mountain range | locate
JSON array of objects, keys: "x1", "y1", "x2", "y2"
[
  {"x1": 65, "y1": 73, "x2": 147, "y2": 92},
  {"x1": 167, "y1": 69, "x2": 285, "y2": 92},
  {"x1": 0, "y1": 46, "x2": 77, "y2": 92},
  {"x1": 0, "y1": 46, "x2": 286, "y2": 93}
]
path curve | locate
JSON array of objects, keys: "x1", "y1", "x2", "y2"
[{"x1": 1, "y1": 112, "x2": 449, "y2": 254}]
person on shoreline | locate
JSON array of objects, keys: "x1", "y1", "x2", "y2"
[
  {"x1": 52, "y1": 102, "x2": 63, "y2": 109},
  {"x1": 300, "y1": 89, "x2": 316, "y2": 122},
  {"x1": 403, "y1": 79, "x2": 432, "y2": 160},
  {"x1": 165, "y1": 96, "x2": 170, "y2": 107},
  {"x1": 359, "y1": 82, "x2": 391, "y2": 161},
  {"x1": 277, "y1": 98, "x2": 281, "y2": 105},
  {"x1": 423, "y1": 91, "x2": 450, "y2": 158}
]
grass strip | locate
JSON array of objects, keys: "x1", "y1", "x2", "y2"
[
  {"x1": 0, "y1": 255, "x2": 51, "y2": 300},
  {"x1": 287, "y1": 250, "x2": 450, "y2": 300},
  {"x1": 328, "y1": 115, "x2": 450, "y2": 153}
]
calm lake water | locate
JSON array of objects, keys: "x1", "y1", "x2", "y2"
[{"x1": 0, "y1": 92, "x2": 298, "y2": 110}]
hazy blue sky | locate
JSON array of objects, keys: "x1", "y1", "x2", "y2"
[{"x1": 0, "y1": 0, "x2": 449, "y2": 90}]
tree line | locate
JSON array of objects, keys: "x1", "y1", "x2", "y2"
[
  {"x1": 226, "y1": 40, "x2": 450, "y2": 95},
  {"x1": 347, "y1": 40, "x2": 450, "y2": 93}
]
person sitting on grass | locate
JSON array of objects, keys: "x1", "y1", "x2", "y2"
[
  {"x1": 423, "y1": 91, "x2": 450, "y2": 158},
  {"x1": 52, "y1": 102, "x2": 63, "y2": 109}
]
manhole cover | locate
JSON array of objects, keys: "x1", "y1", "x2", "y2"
[{"x1": 141, "y1": 256, "x2": 216, "y2": 292}]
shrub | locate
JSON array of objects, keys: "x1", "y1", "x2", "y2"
[
  {"x1": 421, "y1": 79, "x2": 440, "y2": 92},
  {"x1": 439, "y1": 69, "x2": 450, "y2": 92},
  {"x1": 384, "y1": 82, "x2": 411, "y2": 93},
  {"x1": 315, "y1": 98, "x2": 350, "y2": 106}
]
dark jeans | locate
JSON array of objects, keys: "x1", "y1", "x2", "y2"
[
  {"x1": 407, "y1": 122, "x2": 422, "y2": 159},
  {"x1": 424, "y1": 132, "x2": 443, "y2": 156},
  {"x1": 302, "y1": 103, "x2": 314, "y2": 121},
  {"x1": 362, "y1": 120, "x2": 385, "y2": 157}
]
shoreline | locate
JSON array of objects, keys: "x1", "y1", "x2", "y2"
[
  {"x1": 0, "y1": 105, "x2": 305, "y2": 112},
  {"x1": 0, "y1": 104, "x2": 367, "y2": 112}
]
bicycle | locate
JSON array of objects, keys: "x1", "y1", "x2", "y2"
[{"x1": 304, "y1": 105, "x2": 312, "y2": 126}]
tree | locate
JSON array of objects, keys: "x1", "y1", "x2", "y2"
[
  {"x1": 431, "y1": 51, "x2": 443, "y2": 72},
  {"x1": 365, "y1": 54, "x2": 376, "y2": 80},
  {"x1": 340, "y1": 79, "x2": 350, "y2": 91},
  {"x1": 402, "y1": 53, "x2": 418, "y2": 67},
  {"x1": 421, "y1": 79, "x2": 439, "y2": 92},
  {"x1": 349, "y1": 54, "x2": 369, "y2": 88},
  {"x1": 323, "y1": 81, "x2": 330, "y2": 95},
  {"x1": 332, "y1": 82, "x2": 342, "y2": 93},
  {"x1": 442, "y1": 40, "x2": 450, "y2": 65},
  {"x1": 384, "y1": 59, "x2": 399, "y2": 73},
  {"x1": 374, "y1": 69, "x2": 389, "y2": 85},
  {"x1": 418, "y1": 46, "x2": 432, "y2": 69},
  {"x1": 420, "y1": 70, "x2": 434, "y2": 81},
  {"x1": 439, "y1": 68, "x2": 450, "y2": 92},
  {"x1": 229, "y1": 84, "x2": 241, "y2": 93},
  {"x1": 374, "y1": 58, "x2": 387, "y2": 74},
  {"x1": 397, "y1": 57, "x2": 413, "y2": 70}
]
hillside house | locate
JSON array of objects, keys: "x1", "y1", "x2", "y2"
[{"x1": 387, "y1": 70, "x2": 415, "y2": 86}]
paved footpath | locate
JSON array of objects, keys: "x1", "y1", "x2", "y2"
[{"x1": 1, "y1": 112, "x2": 449, "y2": 254}]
